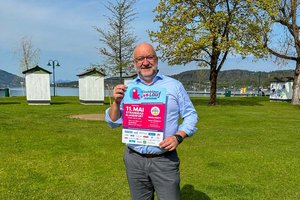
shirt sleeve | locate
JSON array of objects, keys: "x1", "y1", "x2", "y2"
[
  {"x1": 177, "y1": 83, "x2": 198, "y2": 136},
  {"x1": 105, "y1": 106, "x2": 123, "y2": 128}
]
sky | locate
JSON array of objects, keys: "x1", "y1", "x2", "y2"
[{"x1": 0, "y1": 0, "x2": 296, "y2": 81}]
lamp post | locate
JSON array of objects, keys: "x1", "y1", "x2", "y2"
[
  {"x1": 257, "y1": 71, "x2": 261, "y2": 96},
  {"x1": 47, "y1": 60, "x2": 60, "y2": 96},
  {"x1": 20, "y1": 81, "x2": 25, "y2": 96}
]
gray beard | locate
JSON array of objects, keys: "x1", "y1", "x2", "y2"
[{"x1": 134, "y1": 66, "x2": 158, "y2": 82}]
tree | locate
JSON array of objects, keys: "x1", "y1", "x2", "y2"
[
  {"x1": 263, "y1": 0, "x2": 300, "y2": 105},
  {"x1": 95, "y1": 0, "x2": 137, "y2": 82},
  {"x1": 150, "y1": 0, "x2": 276, "y2": 105},
  {"x1": 19, "y1": 36, "x2": 40, "y2": 73}
]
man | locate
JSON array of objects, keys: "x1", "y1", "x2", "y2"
[{"x1": 105, "y1": 42, "x2": 198, "y2": 200}]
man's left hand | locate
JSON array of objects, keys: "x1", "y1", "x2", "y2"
[{"x1": 159, "y1": 135, "x2": 179, "y2": 151}]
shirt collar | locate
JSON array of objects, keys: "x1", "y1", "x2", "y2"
[{"x1": 134, "y1": 70, "x2": 163, "y2": 85}]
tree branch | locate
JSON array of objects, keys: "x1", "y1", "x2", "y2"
[{"x1": 267, "y1": 47, "x2": 297, "y2": 61}]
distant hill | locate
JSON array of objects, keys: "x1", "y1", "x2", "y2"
[
  {"x1": 57, "y1": 81, "x2": 78, "y2": 88},
  {"x1": 52, "y1": 69, "x2": 295, "y2": 89},
  {"x1": 0, "y1": 69, "x2": 24, "y2": 88},
  {"x1": 0, "y1": 68, "x2": 294, "y2": 89},
  {"x1": 171, "y1": 69, "x2": 294, "y2": 90}
]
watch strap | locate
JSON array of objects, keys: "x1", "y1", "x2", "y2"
[{"x1": 174, "y1": 134, "x2": 183, "y2": 144}]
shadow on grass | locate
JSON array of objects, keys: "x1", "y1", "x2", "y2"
[
  {"x1": 51, "y1": 101, "x2": 111, "y2": 105},
  {"x1": 191, "y1": 97, "x2": 268, "y2": 106},
  {"x1": 181, "y1": 184, "x2": 211, "y2": 200},
  {"x1": 50, "y1": 102, "x2": 74, "y2": 105},
  {"x1": 0, "y1": 102, "x2": 21, "y2": 105}
]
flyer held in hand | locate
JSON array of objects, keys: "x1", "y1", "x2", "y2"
[{"x1": 122, "y1": 85, "x2": 167, "y2": 146}]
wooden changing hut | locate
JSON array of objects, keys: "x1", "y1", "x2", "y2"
[
  {"x1": 22, "y1": 65, "x2": 51, "y2": 105},
  {"x1": 77, "y1": 68, "x2": 106, "y2": 104}
]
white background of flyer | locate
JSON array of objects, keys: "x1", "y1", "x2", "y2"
[{"x1": 122, "y1": 129, "x2": 164, "y2": 146}]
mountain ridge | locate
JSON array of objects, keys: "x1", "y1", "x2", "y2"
[
  {"x1": 0, "y1": 68, "x2": 294, "y2": 89},
  {"x1": 0, "y1": 69, "x2": 24, "y2": 88}
]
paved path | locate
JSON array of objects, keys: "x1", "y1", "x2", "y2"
[{"x1": 69, "y1": 114, "x2": 105, "y2": 121}]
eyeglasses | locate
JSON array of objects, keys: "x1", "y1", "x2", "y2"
[{"x1": 134, "y1": 55, "x2": 157, "y2": 64}]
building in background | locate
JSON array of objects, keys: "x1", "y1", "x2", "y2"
[
  {"x1": 22, "y1": 66, "x2": 51, "y2": 105},
  {"x1": 77, "y1": 68, "x2": 106, "y2": 104},
  {"x1": 270, "y1": 77, "x2": 293, "y2": 101}
]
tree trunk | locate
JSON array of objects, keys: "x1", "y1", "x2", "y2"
[
  {"x1": 209, "y1": 67, "x2": 218, "y2": 106},
  {"x1": 119, "y1": 66, "x2": 123, "y2": 83},
  {"x1": 291, "y1": 61, "x2": 300, "y2": 105}
]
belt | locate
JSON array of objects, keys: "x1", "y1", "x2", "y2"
[{"x1": 128, "y1": 147, "x2": 174, "y2": 158}]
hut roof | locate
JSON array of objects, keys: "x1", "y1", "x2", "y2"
[
  {"x1": 22, "y1": 65, "x2": 52, "y2": 74},
  {"x1": 77, "y1": 68, "x2": 106, "y2": 77}
]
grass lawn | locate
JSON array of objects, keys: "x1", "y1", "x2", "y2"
[{"x1": 0, "y1": 96, "x2": 299, "y2": 199}]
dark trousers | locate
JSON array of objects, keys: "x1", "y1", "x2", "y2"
[{"x1": 123, "y1": 147, "x2": 180, "y2": 200}]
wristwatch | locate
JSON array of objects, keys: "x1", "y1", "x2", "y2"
[{"x1": 174, "y1": 134, "x2": 183, "y2": 144}]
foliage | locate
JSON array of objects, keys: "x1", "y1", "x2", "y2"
[
  {"x1": 262, "y1": 0, "x2": 300, "y2": 105},
  {"x1": 95, "y1": 0, "x2": 137, "y2": 81},
  {"x1": 0, "y1": 96, "x2": 300, "y2": 199},
  {"x1": 151, "y1": 0, "x2": 273, "y2": 64},
  {"x1": 149, "y1": 0, "x2": 277, "y2": 105}
]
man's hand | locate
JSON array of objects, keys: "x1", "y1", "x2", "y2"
[
  {"x1": 159, "y1": 135, "x2": 179, "y2": 151},
  {"x1": 113, "y1": 84, "x2": 127, "y2": 104},
  {"x1": 159, "y1": 131, "x2": 187, "y2": 151},
  {"x1": 109, "y1": 84, "x2": 127, "y2": 121}
]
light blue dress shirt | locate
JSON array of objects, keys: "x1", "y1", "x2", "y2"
[{"x1": 105, "y1": 71, "x2": 198, "y2": 154}]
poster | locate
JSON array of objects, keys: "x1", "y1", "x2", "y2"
[{"x1": 122, "y1": 85, "x2": 167, "y2": 146}]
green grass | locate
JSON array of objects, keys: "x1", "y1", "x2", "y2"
[{"x1": 0, "y1": 96, "x2": 299, "y2": 199}]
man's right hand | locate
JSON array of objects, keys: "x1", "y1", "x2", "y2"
[
  {"x1": 109, "y1": 84, "x2": 127, "y2": 121},
  {"x1": 113, "y1": 84, "x2": 127, "y2": 104}
]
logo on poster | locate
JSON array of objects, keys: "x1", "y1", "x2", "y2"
[
  {"x1": 151, "y1": 106, "x2": 160, "y2": 116},
  {"x1": 130, "y1": 87, "x2": 143, "y2": 100},
  {"x1": 129, "y1": 87, "x2": 162, "y2": 101}
]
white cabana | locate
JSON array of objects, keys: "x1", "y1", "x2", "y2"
[
  {"x1": 270, "y1": 77, "x2": 293, "y2": 101},
  {"x1": 77, "y1": 68, "x2": 106, "y2": 105},
  {"x1": 22, "y1": 65, "x2": 51, "y2": 105}
]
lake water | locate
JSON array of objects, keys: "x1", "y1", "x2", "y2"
[
  {"x1": 8, "y1": 87, "x2": 113, "y2": 97},
  {"x1": 6, "y1": 87, "x2": 264, "y2": 97},
  {"x1": 9, "y1": 87, "x2": 78, "y2": 97}
]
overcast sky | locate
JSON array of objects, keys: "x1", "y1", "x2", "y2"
[{"x1": 0, "y1": 0, "x2": 295, "y2": 81}]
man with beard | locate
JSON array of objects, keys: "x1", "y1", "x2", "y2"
[{"x1": 105, "y1": 42, "x2": 198, "y2": 200}]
